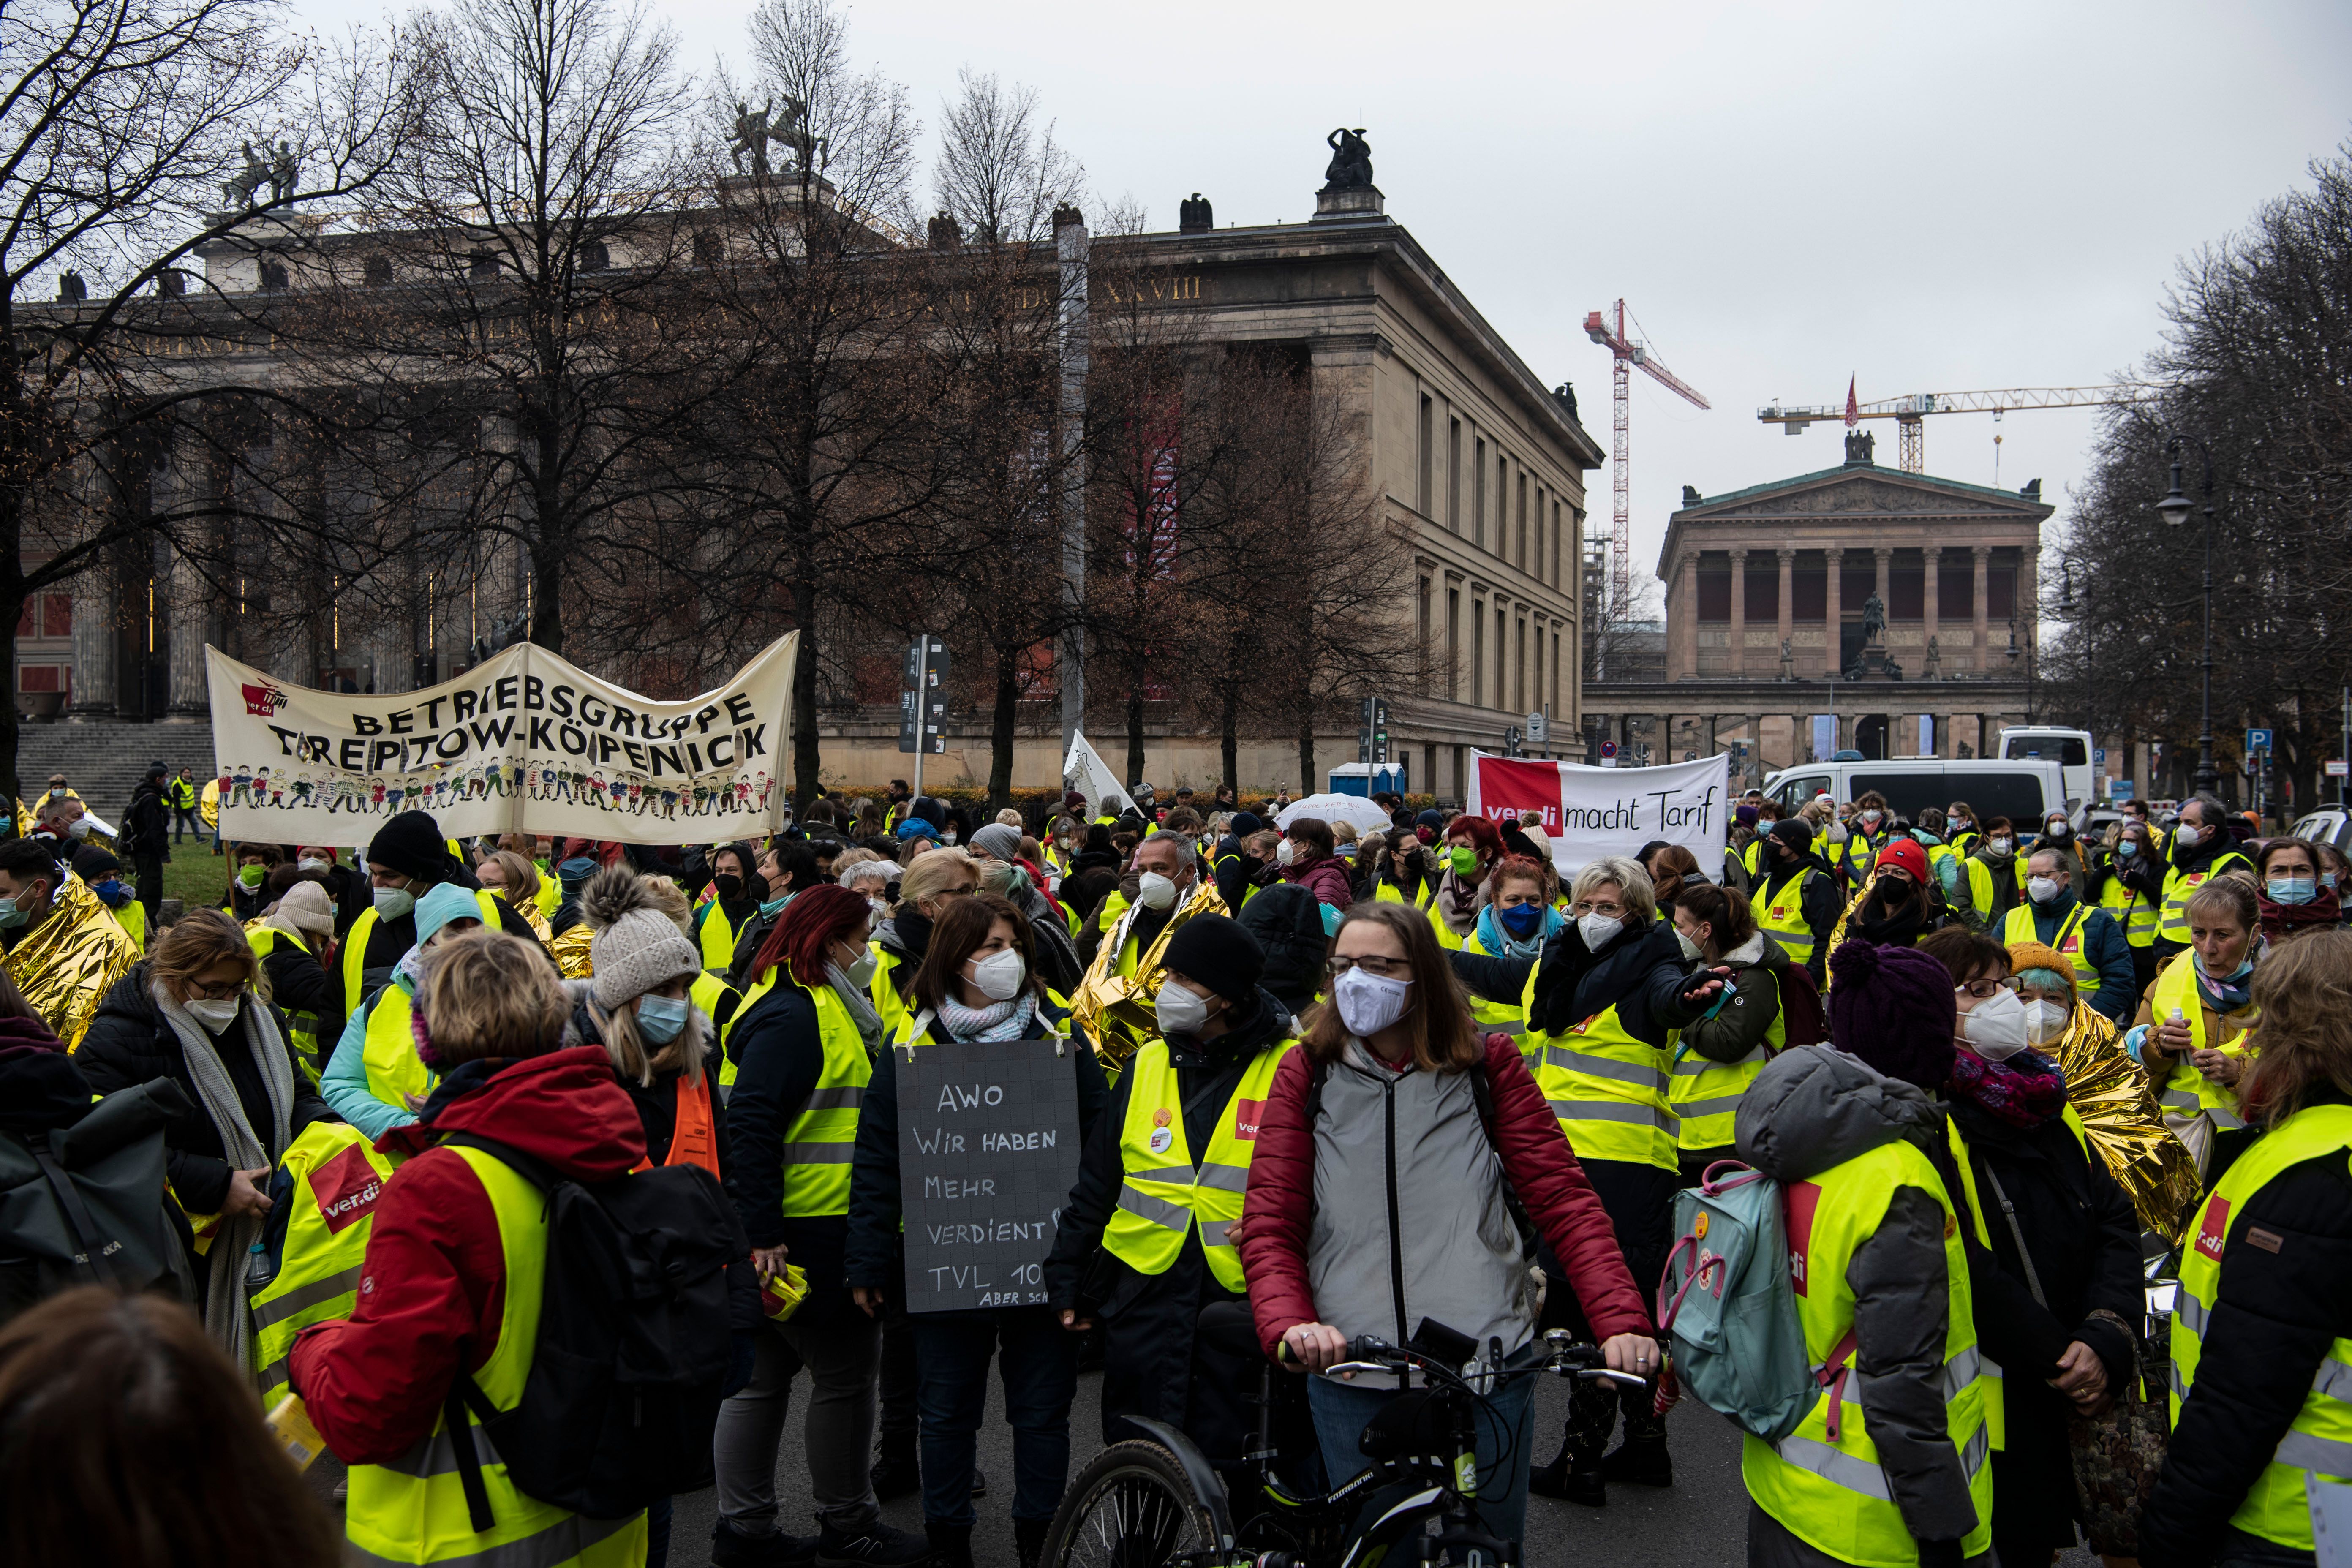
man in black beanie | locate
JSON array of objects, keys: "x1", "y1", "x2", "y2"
[
  {"x1": 1044, "y1": 912, "x2": 1309, "y2": 1473},
  {"x1": 1753, "y1": 816, "x2": 1843, "y2": 986},
  {"x1": 348, "y1": 810, "x2": 541, "y2": 1003}
]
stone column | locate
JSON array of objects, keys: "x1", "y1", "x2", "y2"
[
  {"x1": 2020, "y1": 545, "x2": 2041, "y2": 664},
  {"x1": 1922, "y1": 545, "x2": 1941, "y2": 668},
  {"x1": 164, "y1": 543, "x2": 211, "y2": 719},
  {"x1": 1873, "y1": 546, "x2": 1893, "y2": 617},
  {"x1": 65, "y1": 564, "x2": 117, "y2": 720},
  {"x1": 1726, "y1": 547, "x2": 1748, "y2": 678},
  {"x1": 1972, "y1": 545, "x2": 1992, "y2": 670},
  {"x1": 1776, "y1": 547, "x2": 1795, "y2": 657},
  {"x1": 1675, "y1": 549, "x2": 1699, "y2": 680},
  {"x1": 1823, "y1": 547, "x2": 1844, "y2": 675}
]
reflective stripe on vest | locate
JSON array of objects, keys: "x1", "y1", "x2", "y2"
[
  {"x1": 251, "y1": 1122, "x2": 401, "y2": 1407},
  {"x1": 1740, "y1": 1134, "x2": 1993, "y2": 1565},
  {"x1": 1522, "y1": 960, "x2": 1678, "y2": 1170},
  {"x1": 2171, "y1": 1104, "x2": 2352, "y2": 1551},
  {"x1": 1752, "y1": 871, "x2": 1823, "y2": 969},
  {"x1": 2160, "y1": 853, "x2": 2252, "y2": 942},
  {"x1": 361, "y1": 983, "x2": 430, "y2": 1116},
  {"x1": 1669, "y1": 971, "x2": 1784, "y2": 1152},
  {"x1": 781, "y1": 984, "x2": 871, "y2": 1218},
  {"x1": 2150, "y1": 956, "x2": 2250, "y2": 1132},
  {"x1": 1458, "y1": 932, "x2": 1529, "y2": 1039},
  {"x1": 2001, "y1": 901, "x2": 2102, "y2": 998},
  {"x1": 698, "y1": 901, "x2": 736, "y2": 972},
  {"x1": 346, "y1": 1144, "x2": 646, "y2": 1568},
  {"x1": 1102, "y1": 1037, "x2": 1296, "y2": 1290}
]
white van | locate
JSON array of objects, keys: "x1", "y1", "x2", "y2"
[
  {"x1": 1764, "y1": 757, "x2": 2069, "y2": 829},
  {"x1": 1996, "y1": 727, "x2": 2097, "y2": 810}
]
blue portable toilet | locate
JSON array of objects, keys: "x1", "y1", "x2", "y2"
[{"x1": 1327, "y1": 762, "x2": 1407, "y2": 798}]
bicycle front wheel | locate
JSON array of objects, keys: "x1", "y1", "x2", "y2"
[{"x1": 1046, "y1": 1439, "x2": 1224, "y2": 1568}]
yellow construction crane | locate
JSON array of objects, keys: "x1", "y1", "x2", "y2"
[{"x1": 1757, "y1": 384, "x2": 2160, "y2": 473}]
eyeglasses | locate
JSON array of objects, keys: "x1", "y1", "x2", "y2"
[
  {"x1": 186, "y1": 977, "x2": 245, "y2": 1001},
  {"x1": 1955, "y1": 978, "x2": 2022, "y2": 1001},
  {"x1": 1327, "y1": 954, "x2": 1410, "y2": 979}
]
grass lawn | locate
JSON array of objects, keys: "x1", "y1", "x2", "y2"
[{"x1": 155, "y1": 838, "x2": 238, "y2": 912}]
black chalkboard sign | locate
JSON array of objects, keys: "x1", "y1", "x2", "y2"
[{"x1": 893, "y1": 1032, "x2": 1082, "y2": 1314}]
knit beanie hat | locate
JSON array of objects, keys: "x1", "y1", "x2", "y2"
[
  {"x1": 1875, "y1": 838, "x2": 1930, "y2": 884},
  {"x1": 2006, "y1": 940, "x2": 2072, "y2": 991},
  {"x1": 271, "y1": 880, "x2": 337, "y2": 940},
  {"x1": 415, "y1": 882, "x2": 485, "y2": 946},
  {"x1": 1160, "y1": 913, "x2": 1265, "y2": 1003},
  {"x1": 369, "y1": 811, "x2": 452, "y2": 882},
  {"x1": 582, "y1": 865, "x2": 700, "y2": 1009},
  {"x1": 894, "y1": 816, "x2": 936, "y2": 842},
  {"x1": 969, "y1": 823, "x2": 1024, "y2": 865},
  {"x1": 1768, "y1": 818, "x2": 1816, "y2": 854},
  {"x1": 1825, "y1": 939, "x2": 1957, "y2": 1089}
]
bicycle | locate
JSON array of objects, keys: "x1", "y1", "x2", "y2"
[{"x1": 1042, "y1": 1309, "x2": 1647, "y2": 1568}]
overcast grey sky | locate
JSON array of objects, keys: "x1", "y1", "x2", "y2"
[{"x1": 299, "y1": 0, "x2": 2352, "y2": 595}]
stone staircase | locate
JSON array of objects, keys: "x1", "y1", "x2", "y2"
[{"x1": 12, "y1": 719, "x2": 217, "y2": 819}]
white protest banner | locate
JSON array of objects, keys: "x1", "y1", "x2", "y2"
[
  {"x1": 1061, "y1": 731, "x2": 1133, "y2": 820},
  {"x1": 1467, "y1": 750, "x2": 1730, "y2": 880},
  {"x1": 205, "y1": 635, "x2": 796, "y2": 848}
]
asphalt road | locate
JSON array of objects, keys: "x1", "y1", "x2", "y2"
[{"x1": 309, "y1": 1368, "x2": 2103, "y2": 1565}]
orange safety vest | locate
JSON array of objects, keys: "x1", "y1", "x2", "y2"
[{"x1": 664, "y1": 1074, "x2": 720, "y2": 1179}]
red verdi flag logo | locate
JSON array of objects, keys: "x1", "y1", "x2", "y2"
[
  {"x1": 1233, "y1": 1098, "x2": 1265, "y2": 1141},
  {"x1": 241, "y1": 680, "x2": 288, "y2": 718},
  {"x1": 1784, "y1": 1181, "x2": 1822, "y2": 1296},
  {"x1": 1475, "y1": 756, "x2": 1565, "y2": 830},
  {"x1": 311, "y1": 1144, "x2": 386, "y2": 1234},
  {"x1": 2195, "y1": 1196, "x2": 2230, "y2": 1263}
]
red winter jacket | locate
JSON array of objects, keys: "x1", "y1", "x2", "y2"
[
  {"x1": 1238, "y1": 1034, "x2": 1651, "y2": 1360},
  {"x1": 1280, "y1": 852, "x2": 1356, "y2": 911},
  {"x1": 288, "y1": 1047, "x2": 645, "y2": 1464}
]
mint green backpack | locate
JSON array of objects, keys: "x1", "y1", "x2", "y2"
[{"x1": 1658, "y1": 1162, "x2": 1844, "y2": 1445}]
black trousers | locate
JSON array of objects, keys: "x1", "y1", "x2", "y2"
[
  {"x1": 133, "y1": 852, "x2": 165, "y2": 921},
  {"x1": 1542, "y1": 1155, "x2": 1678, "y2": 1460}
]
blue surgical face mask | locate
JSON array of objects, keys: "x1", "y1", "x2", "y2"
[
  {"x1": 1498, "y1": 901, "x2": 1545, "y2": 937},
  {"x1": 2270, "y1": 874, "x2": 2318, "y2": 906},
  {"x1": 2328, "y1": 872, "x2": 2341, "y2": 892},
  {"x1": 2116, "y1": 841, "x2": 2138, "y2": 859},
  {"x1": 635, "y1": 993, "x2": 690, "y2": 1045},
  {"x1": 0, "y1": 895, "x2": 29, "y2": 931}
]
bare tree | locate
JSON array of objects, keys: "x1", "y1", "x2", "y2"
[
  {"x1": 693, "y1": 0, "x2": 939, "y2": 806},
  {"x1": 0, "y1": 0, "x2": 413, "y2": 796},
  {"x1": 931, "y1": 70, "x2": 1082, "y2": 247}
]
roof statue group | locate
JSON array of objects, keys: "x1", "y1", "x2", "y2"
[
  {"x1": 1321, "y1": 127, "x2": 1374, "y2": 191},
  {"x1": 728, "y1": 97, "x2": 824, "y2": 178},
  {"x1": 223, "y1": 140, "x2": 298, "y2": 212}
]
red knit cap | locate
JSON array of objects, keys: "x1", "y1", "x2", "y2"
[{"x1": 1875, "y1": 837, "x2": 1930, "y2": 884}]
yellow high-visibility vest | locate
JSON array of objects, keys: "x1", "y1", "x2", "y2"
[
  {"x1": 1101, "y1": 1037, "x2": 1295, "y2": 1290},
  {"x1": 1751, "y1": 870, "x2": 1825, "y2": 970},
  {"x1": 2148, "y1": 955, "x2": 2251, "y2": 1133},
  {"x1": 1521, "y1": 959, "x2": 1678, "y2": 1170},
  {"x1": 2001, "y1": 901, "x2": 2102, "y2": 998},
  {"x1": 780, "y1": 983, "x2": 871, "y2": 1218},
  {"x1": 2170, "y1": 1104, "x2": 2352, "y2": 1552},
  {"x1": 344, "y1": 1144, "x2": 646, "y2": 1568},
  {"x1": 2159, "y1": 852, "x2": 2253, "y2": 944},
  {"x1": 250, "y1": 1122, "x2": 402, "y2": 1408},
  {"x1": 1669, "y1": 968, "x2": 1783, "y2": 1152},
  {"x1": 1741, "y1": 1136, "x2": 1993, "y2": 1566}
]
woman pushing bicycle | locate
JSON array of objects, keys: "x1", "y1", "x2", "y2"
[{"x1": 1236, "y1": 901, "x2": 1661, "y2": 1546}]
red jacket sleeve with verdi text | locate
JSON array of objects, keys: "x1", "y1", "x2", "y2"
[{"x1": 1238, "y1": 1036, "x2": 1652, "y2": 1359}]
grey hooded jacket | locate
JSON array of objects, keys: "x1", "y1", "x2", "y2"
[{"x1": 1734, "y1": 1045, "x2": 1990, "y2": 1568}]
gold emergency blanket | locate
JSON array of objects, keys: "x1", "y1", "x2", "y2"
[
  {"x1": 549, "y1": 922, "x2": 594, "y2": 979},
  {"x1": 2047, "y1": 1004, "x2": 2202, "y2": 1240},
  {"x1": 8, "y1": 871, "x2": 140, "y2": 1051},
  {"x1": 1070, "y1": 880, "x2": 1228, "y2": 1066}
]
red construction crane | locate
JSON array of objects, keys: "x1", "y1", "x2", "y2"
[{"x1": 1583, "y1": 301, "x2": 1710, "y2": 604}]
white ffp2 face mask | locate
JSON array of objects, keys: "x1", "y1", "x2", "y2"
[
  {"x1": 968, "y1": 949, "x2": 1026, "y2": 1002},
  {"x1": 1961, "y1": 986, "x2": 2031, "y2": 1061},
  {"x1": 1137, "y1": 871, "x2": 1179, "y2": 910},
  {"x1": 1332, "y1": 965, "x2": 1412, "y2": 1037},
  {"x1": 1154, "y1": 977, "x2": 1210, "y2": 1037},
  {"x1": 2024, "y1": 998, "x2": 2069, "y2": 1047},
  {"x1": 186, "y1": 996, "x2": 240, "y2": 1034},
  {"x1": 1577, "y1": 912, "x2": 1625, "y2": 951}
]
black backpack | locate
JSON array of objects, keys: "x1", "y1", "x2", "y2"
[
  {"x1": 436, "y1": 1132, "x2": 747, "y2": 1526},
  {"x1": 0, "y1": 1079, "x2": 197, "y2": 1324}
]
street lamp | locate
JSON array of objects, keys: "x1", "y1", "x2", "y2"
[{"x1": 2155, "y1": 436, "x2": 2220, "y2": 796}]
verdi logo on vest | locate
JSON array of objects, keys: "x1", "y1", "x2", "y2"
[
  {"x1": 1233, "y1": 1098, "x2": 1266, "y2": 1141},
  {"x1": 1784, "y1": 1181, "x2": 1822, "y2": 1296},
  {"x1": 311, "y1": 1144, "x2": 387, "y2": 1233},
  {"x1": 2196, "y1": 1195, "x2": 2231, "y2": 1262}
]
